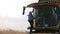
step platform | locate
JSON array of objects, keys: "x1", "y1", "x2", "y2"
[{"x1": 27, "y1": 27, "x2": 58, "y2": 33}]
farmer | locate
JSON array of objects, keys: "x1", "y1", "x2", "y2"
[{"x1": 28, "y1": 11, "x2": 33, "y2": 34}]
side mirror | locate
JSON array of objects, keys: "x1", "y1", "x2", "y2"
[{"x1": 22, "y1": 7, "x2": 26, "y2": 15}]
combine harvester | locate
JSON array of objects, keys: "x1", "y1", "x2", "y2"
[{"x1": 22, "y1": 0, "x2": 60, "y2": 34}]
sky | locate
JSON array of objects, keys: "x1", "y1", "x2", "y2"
[{"x1": 0, "y1": 0, "x2": 38, "y2": 31}]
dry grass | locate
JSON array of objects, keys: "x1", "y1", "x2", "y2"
[
  {"x1": 0, "y1": 29, "x2": 28, "y2": 34},
  {"x1": 0, "y1": 29, "x2": 58, "y2": 34}
]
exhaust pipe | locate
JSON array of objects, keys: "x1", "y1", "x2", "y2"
[{"x1": 22, "y1": 7, "x2": 26, "y2": 15}]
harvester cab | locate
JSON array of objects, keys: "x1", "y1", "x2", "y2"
[{"x1": 22, "y1": 1, "x2": 60, "y2": 33}]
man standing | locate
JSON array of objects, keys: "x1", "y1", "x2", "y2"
[{"x1": 28, "y1": 11, "x2": 33, "y2": 34}]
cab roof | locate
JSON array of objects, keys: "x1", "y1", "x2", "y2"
[{"x1": 26, "y1": 1, "x2": 60, "y2": 8}]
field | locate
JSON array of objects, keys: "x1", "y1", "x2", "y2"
[
  {"x1": 0, "y1": 29, "x2": 28, "y2": 34},
  {"x1": 0, "y1": 29, "x2": 58, "y2": 34}
]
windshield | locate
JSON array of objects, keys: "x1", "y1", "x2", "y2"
[
  {"x1": 34, "y1": 6, "x2": 55, "y2": 17},
  {"x1": 34, "y1": 6, "x2": 58, "y2": 27}
]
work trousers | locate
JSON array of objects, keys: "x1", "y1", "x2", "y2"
[{"x1": 28, "y1": 20, "x2": 33, "y2": 33}]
